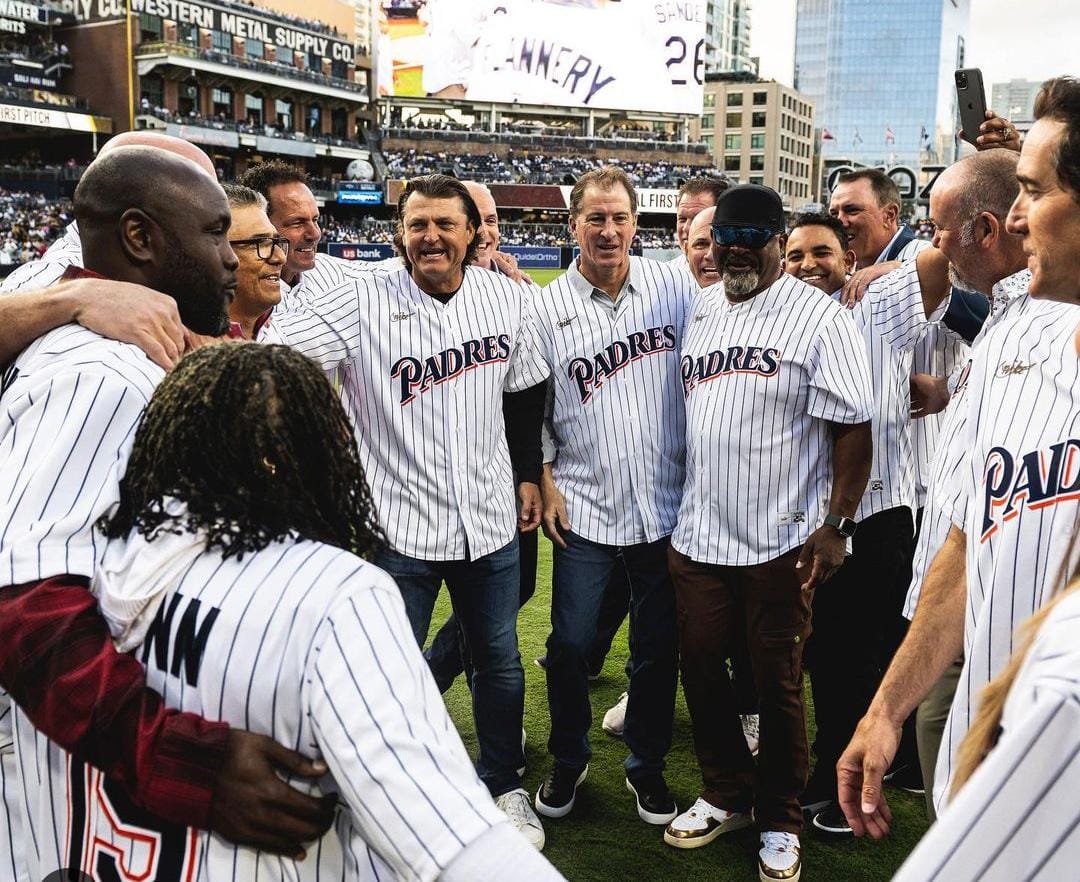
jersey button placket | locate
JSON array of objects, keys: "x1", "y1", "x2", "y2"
[{"x1": 441, "y1": 305, "x2": 468, "y2": 549}]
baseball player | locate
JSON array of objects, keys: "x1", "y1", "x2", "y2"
[
  {"x1": 782, "y1": 212, "x2": 954, "y2": 833},
  {"x1": 893, "y1": 569, "x2": 1080, "y2": 881},
  {"x1": 838, "y1": 74, "x2": 1080, "y2": 838},
  {"x1": 664, "y1": 185, "x2": 873, "y2": 882},
  {"x1": 269, "y1": 173, "x2": 551, "y2": 848},
  {"x1": 238, "y1": 161, "x2": 375, "y2": 309},
  {"x1": 0, "y1": 148, "x2": 337, "y2": 881},
  {"x1": 896, "y1": 150, "x2": 1036, "y2": 813},
  {"x1": 669, "y1": 176, "x2": 730, "y2": 275},
  {"x1": 424, "y1": 181, "x2": 546, "y2": 695},
  {"x1": 530, "y1": 167, "x2": 691, "y2": 827},
  {"x1": 17, "y1": 342, "x2": 565, "y2": 882}
]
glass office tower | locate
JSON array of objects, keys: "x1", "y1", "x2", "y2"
[{"x1": 794, "y1": 0, "x2": 970, "y2": 167}]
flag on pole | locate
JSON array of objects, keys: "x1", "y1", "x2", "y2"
[
  {"x1": 822, "y1": 127, "x2": 835, "y2": 141},
  {"x1": 853, "y1": 128, "x2": 863, "y2": 146},
  {"x1": 920, "y1": 124, "x2": 930, "y2": 144},
  {"x1": 885, "y1": 125, "x2": 895, "y2": 144}
]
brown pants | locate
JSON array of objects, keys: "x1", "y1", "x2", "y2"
[{"x1": 669, "y1": 545, "x2": 813, "y2": 834}]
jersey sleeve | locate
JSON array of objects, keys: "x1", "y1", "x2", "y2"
[
  {"x1": 861, "y1": 261, "x2": 946, "y2": 353},
  {"x1": 504, "y1": 290, "x2": 552, "y2": 393},
  {"x1": 0, "y1": 369, "x2": 150, "y2": 585},
  {"x1": 805, "y1": 309, "x2": 874, "y2": 424},
  {"x1": 892, "y1": 689, "x2": 1080, "y2": 882},
  {"x1": 270, "y1": 278, "x2": 368, "y2": 370},
  {"x1": 306, "y1": 571, "x2": 504, "y2": 881}
]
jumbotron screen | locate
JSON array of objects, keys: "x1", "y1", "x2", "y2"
[{"x1": 377, "y1": 0, "x2": 707, "y2": 114}]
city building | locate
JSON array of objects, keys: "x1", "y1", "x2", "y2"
[
  {"x1": 56, "y1": 0, "x2": 371, "y2": 182},
  {"x1": 350, "y1": 0, "x2": 375, "y2": 58},
  {"x1": 691, "y1": 71, "x2": 815, "y2": 210},
  {"x1": 705, "y1": 0, "x2": 754, "y2": 75},
  {"x1": 794, "y1": 0, "x2": 971, "y2": 167},
  {"x1": 0, "y1": 0, "x2": 113, "y2": 162},
  {"x1": 991, "y1": 77, "x2": 1042, "y2": 125}
]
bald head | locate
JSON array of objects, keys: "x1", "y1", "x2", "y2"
[
  {"x1": 98, "y1": 131, "x2": 216, "y2": 178},
  {"x1": 75, "y1": 146, "x2": 237, "y2": 335},
  {"x1": 685, "y1": 205, "x2": 718, "y2": 287},
  {"x1": 464, "y1": 180, "x2": 499, "y2": 268}
]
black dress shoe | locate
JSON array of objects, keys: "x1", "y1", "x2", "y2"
[
  {"x1": 812, "y1": 803, "x2": 854, "y2": 838},
  {"x1": 626, "y1": 773, "x2": 678, "y2": 825}
]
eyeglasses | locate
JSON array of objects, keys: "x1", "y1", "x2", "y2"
[
  {"x1": 229, "y1": 235, "x2": 290, "y2": 261},
  {"x1": 710, "y1": 225, "x2": 776, "y2": 249}
]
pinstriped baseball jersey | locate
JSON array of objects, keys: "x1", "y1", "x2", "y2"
[
  {"x1": 672, "y1": 274, "x2": 873, "y2": 566},
  {"x1": 667, "y1": 252, "x2": 690, "y2": 274},
  {"x1": 836, "y1": 260, "x2": 946, "y2": 522},
  {"x1": 895, "y1": 587, "x2": 1080, "y2": 881},
  {"x1": 272, "y1": 265, "x2": 550, "y2": 560},
  {"x1": 902, "y1": 272, "x2": 1035, "y2": 620},
  {"x1": 536, "y1": 257, "x2": 692, "y2": 545},
  {"x1": 0, "y1": 222, "x2": 82, "y2": 294},
  {"x1": 278, "y1": 252, "x2": 376, "y2": 309},
  {"x1": 932, "y1": 301, "x2": 1080, "y2": 810},
  {"x1": 0, "y1": 324, "x2": 162, "y2": 882},
  {"x1": 15, "y1": 538, "x2": 506, "y2": 882}
]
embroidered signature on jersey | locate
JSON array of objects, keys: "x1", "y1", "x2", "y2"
[
  {"x1": 681, "y1": 346, "x2": 782, "y2": 395},
  {"x1": 980, "y1": 439, "x2": 1080, "y2": 542},
  {"x1": 567, "y1": 325, "x2": 676, "y2": 403},
  {"x1": 391, "y1": 334, "x2": 511, "y2": 405}
]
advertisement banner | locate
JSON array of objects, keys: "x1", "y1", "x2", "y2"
[
  {"x1": 377, "y1": 0, "x2": 706, "y2": 114},
  {"x1": 336, "y1": 190, "x2": 382, "y2": 205},
  {"x1": 501, "y1": 245, "x2": 561, "y2": 269},
  {"x1": 326, "y1": 242, "x2": 396, "y2": 261},
  {"x1": 0, "y1": 102, "x2": 111, "y2": 132},
  {"x1": 0, "y1": 65, "x2": 58, "y2": 89}
]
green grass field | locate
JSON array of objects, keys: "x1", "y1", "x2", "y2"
[
  {"x1": 430, "y1": 538, "x2": 929, "y2": 882},
  {"x1": 529, "y1": 268, "x2": 566, "y2": 287}
]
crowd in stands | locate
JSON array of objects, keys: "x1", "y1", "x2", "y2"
[
  {"x1": 0, "y1": 190, "x2": 73, "y2": 267},
  {"x1": 0, "y1": 35, "x2": 69, "y2": 67},
  {"x1": 383, "y1": 149, "x2": 704, "y2": 189},
  {"x1": 143, "y1": 107, "x2": 356, "y2": 149},
  {"x1": 386, "y1": 116, "x2": 681, "y2": 144}
]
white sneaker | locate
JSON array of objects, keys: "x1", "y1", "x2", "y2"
[
  {"x1": 495, "y1": 788, "x2": 545, "y2": 851},
  {"x1": 663, "y1": 797, "x2": 753, "y2": 849},
  {"x1": 758, "y1": 831, "x2": 801, "y2": 881},
  {"x1": 602, "y1": 691, "x2": 628, "y2": 737},
  {"x1": 741, "y1": 713, "x2": 760, "y2": 756}
]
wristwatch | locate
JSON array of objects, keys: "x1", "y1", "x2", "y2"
[{"x1": 823, "y1": 513, "x2": 858, "y2": 538}]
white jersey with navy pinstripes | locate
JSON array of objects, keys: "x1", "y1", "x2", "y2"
[
  {"x1": 271, "y1": 265, "x2": 550, "y2": 560},
  {"x1": 536, "y1": 257, "x2": 692, "y2": 545},
  {"x1": 0, "y1": 323, "x2": 162, "y2": 882},
  {"x1": 932, "y1": 301, "x2": 1080, "y2": 810},
  {"x1": 895, "y1": 586, "x2": 1080, "y2": 881},
  {"x1": 672, "y1": 274, "x2": 874, "y2": 566},
  {"x1": 835, "y1": 260, "x2": 945, "y2": 521},
  {"x1": 910, "y1": 324, "x2": 970, "y2": 508},
  {"x1": 278, "y1": 252, "x2": 377, "y2": 309},
  {"x1": 0, "y1": 222, "x2": 83, "y2": 293},
  {"x1": 16, "y1": 536, "x2": 506, "y2": 882},
  {"x1": 902, "y1": 271, "x2": 1035, "y2": 620}
]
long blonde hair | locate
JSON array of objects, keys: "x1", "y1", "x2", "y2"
[{"x1": 951, "y1": 543, "x2": 1080, "y2": 798}]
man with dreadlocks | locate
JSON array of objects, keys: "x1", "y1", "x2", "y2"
[
  {"x1": 17, "y1": 342, "x2": 566, "y2": 882},
  {"x1": 0, "y1": 147, "x2": 337, "y2": 878},
  {"x1": 271, "y1": 173, "x2": 552, "y2": 849}
]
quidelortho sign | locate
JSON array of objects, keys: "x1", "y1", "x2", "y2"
[{"x1": 59, "y1": 0, "x2": 354, "y2": 62}]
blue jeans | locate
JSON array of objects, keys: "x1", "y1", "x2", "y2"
[
  {"x1": 373, "y1": 536, "x2": 525, "y2": 798},
  {"x1": 546, "y1": 532, "x2": 678, "y2": 778}
]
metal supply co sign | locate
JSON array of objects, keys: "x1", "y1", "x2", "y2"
[{"x1": 59, "y1": 0, "x2": 354, "y2": 62}]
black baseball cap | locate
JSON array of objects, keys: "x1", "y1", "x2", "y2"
[{"x1": 712, "y1": 184, "x2": 786, "y2": 235}]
